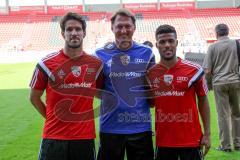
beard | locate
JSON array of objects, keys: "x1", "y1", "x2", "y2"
[
  {"x1": 67, "y1": 41, "x2": 82, "y2": 49},
  {"x1": 67, "y1": 44, "x2": 81, "y2": 49}
]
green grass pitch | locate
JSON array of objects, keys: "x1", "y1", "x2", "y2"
[{"x1": 0, "y1": 63, "x2": 239, "y2": 160}]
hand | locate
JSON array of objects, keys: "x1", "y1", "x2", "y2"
[{"x1": 200, "y1": 134, "x2": 211, "y2": 156}]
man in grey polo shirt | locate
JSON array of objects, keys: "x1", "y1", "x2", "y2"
[{"x1": 203, "y1": 23, "x2": 240, "y2": 152}]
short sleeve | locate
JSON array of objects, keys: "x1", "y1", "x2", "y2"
[
  {"x1": 202, "y1": 45, "x2": 213, "y2": 70},
  {"x1": 148, "y1": 52, "x2": 156, "y2": 69},
  {"x1": 194, "y1": 75, "x2": 208, "y2": 97},
  {"x1": 29, "y1": 66, "x2": 48, "y2": 90}
]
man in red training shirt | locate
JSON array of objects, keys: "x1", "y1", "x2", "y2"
[
  {"x1": 29, "y1": 12, "x2": 102, "y2": 160},
  {"x1": 147, "y1": 24, "x2": 211, "y2": 160}
]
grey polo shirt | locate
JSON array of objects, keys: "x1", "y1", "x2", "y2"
[{"x1": 202, "y1": 36, "x2": 240, "y2": 85}]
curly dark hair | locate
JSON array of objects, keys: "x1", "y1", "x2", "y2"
[{"x1": 155, "y1": 24, "x2": 177, "y2": 40}]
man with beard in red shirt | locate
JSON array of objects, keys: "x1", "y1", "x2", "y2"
[{"x1": 29, "y1": 12, "x2": 102, "y2": 160}]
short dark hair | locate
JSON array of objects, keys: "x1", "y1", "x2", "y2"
[
  {"x1": 155, "y1": 24, "x2": 177, "y2": 40},
  {"x1": 215, "y1": 23, "x2": 229, "y2": 37},
  {"x1": 110, "y1": 8, "x2": 136, "y2": 26},
  {"x1": 143, "y1": 41, "x2": 153, "y2": 48},
  {"x1": 60, "y1": 12, "x2": 86, "y2": 32}
]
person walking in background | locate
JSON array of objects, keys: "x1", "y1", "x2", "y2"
[
  {"x1": 95, "y1": 8, "x2": 155, "y2": 160},
  {"x1": 29, "y1": 12, "x2": 102, "y2": 160},
  {"x1": 203, "y1": 23, "x2": 240, "y2": 152},
  {"x1": 147, "y1": 24, "x2": 211, "y2": 160}
]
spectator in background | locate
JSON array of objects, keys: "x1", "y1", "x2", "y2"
[
  {"x1": 147, "y1": 24, "x2": 211, "y2": 160},
  {"x1": 29, "y1": 12, "x2": 102, "y2": 160},
  {"x1": 143, "y1": 40, "x2": 153, "y2": 48},
  {"x1": 203, "y1": 23, "x2": 240, "y2": 152}
]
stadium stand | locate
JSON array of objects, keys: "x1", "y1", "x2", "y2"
[
  {"x1": 0, "y1": 8, "x2": 240, "y2": 52},
  {"x1": 191, "y1": 8, "x2": 240, "y2": 40}
]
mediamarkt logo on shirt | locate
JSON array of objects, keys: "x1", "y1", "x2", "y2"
[
  {"x1": 154, "y1": 90, "x2": 185, "y2": 96},
  {"x1": 59, "y1": 82, "x2": 92, "y2": 89}
]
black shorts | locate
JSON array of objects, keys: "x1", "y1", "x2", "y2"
[
  {"x1": 38, "y1": 139, "x2": 95, "y2": 160},
  {"x1": 155, "y1": 147, "x2": 204, "y2": 160},
  {"x1": 97, "y1": 131, "x2": 154, "y2": 160}
]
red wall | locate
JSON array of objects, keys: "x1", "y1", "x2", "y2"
[
  {"x1": 123, "y1": 3, "x2": 157, "y2": 12},
  {"x1": 48, "y1": 5, "x2": 83, "y2": 14},
  {"x1": 7, "y1": 2, "x2": 196, "y2": 15},
  {"x1": 160, "y1": 2, "x2": 195, "y2": 10},
  {"x1": 9, "y1": 5, "x2": 83, "y2": 15},
  {"x1": 9, "y1": 6, "x2": 45, "y2": 15}
]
